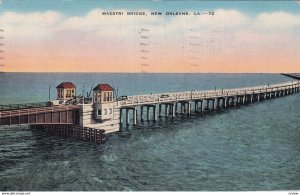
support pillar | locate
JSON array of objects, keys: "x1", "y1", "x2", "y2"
[
  {"x1": 165, "y1": 104, "x2": 168, "y2": 117},
  {"x1": 187, "y1": 102, "x2": 191, "y2": 115},
  {"x1": 172, "y1": 103, "x2": 176, "y2": 118},
  {"x1": 206, "y1": 100, "x2": 209, "y2": 110},
  {"x1": 126, "y1": 109, "x2": 129, "y2": 126},
  {"x1": 153, "y1": 106, "x2": 156, "y2": 121},
  {"x1": 158, "y1": 104, "x2": 162, "y2": 118},
  {"x1": 147, "y1": 106, "x2": 150, "y2": 121},
  {"x1": 140, "y1": 106, "x2": 144, "y2": 121},
  {"x1": 120, "y1": 109, "x2": 123, "y2": 124},
  {"x1": 217, "y1": 98, "x2": 221, "y2": 110},
  {"x1": 133, "y1": 107, "x2": 137, "y2": 126},
  {"x1": 200, "y1": 101, "x2": 203, "y2": 112}
]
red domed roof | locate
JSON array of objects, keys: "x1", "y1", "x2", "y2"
[
  {"x1": 93, "y1": 84, "x2": 113, "y2": 91},
  {"x1": 56, "y1": 82, "x2": 76, "y2": 89}
]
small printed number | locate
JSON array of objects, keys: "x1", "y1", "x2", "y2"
[{"x1": 288, "y1": 192, "x2": 298, "y2": 195}]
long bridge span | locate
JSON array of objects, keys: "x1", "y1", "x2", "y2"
[
  {"x1": 117, "y1": 80, "x2": 300, "y2": 125},
  {"x1": 0, "y1": 77, "x2": 299, "y2": 144}
]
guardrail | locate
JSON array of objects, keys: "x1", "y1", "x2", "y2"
[
  {"x1": 0, "y1": 102, "x2": 49, "y2": 111},
  {"x1": 117, "y1": 81, "x2": 300, "y2": 107}
]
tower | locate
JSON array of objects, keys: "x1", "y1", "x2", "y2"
[
  {"x1": 93, "y1": 84, "x2": 114, "y2": 121},
  {"x1": 56, "y1": 82, "x2": 76, "y2": 103}
]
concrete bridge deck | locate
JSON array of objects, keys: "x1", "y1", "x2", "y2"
[
  {"x1": 116, "y1": 80, "x2": 300, "y2": 126},
  {"x1": 117, "y1": 81, "x2": 300, "y2": 107}
]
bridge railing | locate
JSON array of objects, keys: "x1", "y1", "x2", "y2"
[
  {"x1": 117, "y1": 81, "x2": 300, "y2": 107},
  {"x1": 0, "y1": 102, "x2": 49, "y2": 111}
]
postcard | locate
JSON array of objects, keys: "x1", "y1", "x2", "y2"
[{"x1": 0, "y1": 0, "x2": 299, "y2": 193}]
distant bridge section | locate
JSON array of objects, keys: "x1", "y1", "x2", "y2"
[{"x1": 281, "y1": 73, "x2": 300, "y2": 80}]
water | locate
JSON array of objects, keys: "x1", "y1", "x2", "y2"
[{"x1": 0, "y1": 73, "x2": 299, "y2": 191}]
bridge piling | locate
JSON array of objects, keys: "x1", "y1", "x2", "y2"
[
  {"x1": 140, "y1": 106, "x2": 144, "y2": 121},
  {"x1": 187, "y1": 102, "x2": 191, "y2": 115},
  {"x1": 164, "y1": 104, "x2": 168, "y2": 117},
  {"x1": 146, "y1": 106, "x2": 150, "y2": 121},
  {"x1": 153, "y1": 106, "x2": 156, "y2": 121},
  {"x1": 119, "y1": 109, "x2": 123, "y2": 125},
  {"x1": 133, "y1": 107, "x2": 137, "y2": 126},
  {"x1": 126, "y1": 109, "x2": 129, "y2": 126},
  {"x1": 158, "y1": 104, "x2": 162, "y2": 118},
  {"x1": 172, "y1": 103, "x2": 176, "y2": 117}
]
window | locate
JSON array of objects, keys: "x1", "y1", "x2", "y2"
[
  {"x1": 97, "y1": 109, "x2": 101, "y2": 116},
  {"x1": 103, "y1": 92, "x2": 106, "y2": 102},
  {"x1": 94, "y1": 93, "x2": 97, "y2": 101},
  {"x1": 58, "y1": 89, "x2": 63, "y2": 98},
  {"x1": 109, "y1": 92, "x2": 112, "y2": 101},
  {"x1": 98, "y1": 94, "x2": 101, "y2": 102},
  {"x1": 109, "y1": 108, "x2": 112, "y2": 114},
  {"x1": 104, "y1": 109, "x2": 107, "y2": 115},
  {"x1": 66, "y1": 90, "x2": 72, "y2": 98}
]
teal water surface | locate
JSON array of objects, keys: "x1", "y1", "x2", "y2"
[{"x1": 0, "y1": 73, "x2": 299, "y2": 191}]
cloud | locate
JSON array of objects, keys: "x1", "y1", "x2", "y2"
[
  {"x1": 2, "y1": 8, "x2": 299, "y2": 40},
  {"x1": 0, "y1": 11, "x2": 63, "y2": 38},
  {"x1": 63, "y1": 8, "x2": 164, "y2": 37},
  {"x1": 1, "y1": 8, "x2": 300, "y2": 72},
  {"x1": 254, "y1": 11, "x2": 300, "y2": 31}
]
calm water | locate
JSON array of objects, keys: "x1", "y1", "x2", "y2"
[{"x1": 0, "y1": 73, "x2": 299, "y2": 191}]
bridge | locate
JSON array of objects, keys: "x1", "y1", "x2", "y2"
[
  {"x1": 281, "y1": 73, "x2": 300, "y2": 80},
  {"x1": 0, "y1": 104, "x2": 80, "y2": 126},
  {"x1": 0, "y1": 104, "x2": 106, "y2": 144},
  {"x1": 117, "y1": 80, "x2": 300, "y2": 126},
  {"x1": 0, "y1": 76, "x2": 299, "y2": 144}
]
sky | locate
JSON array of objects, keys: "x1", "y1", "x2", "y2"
[{"x1": 0, "y1": 0, "x2": 299, "y2": 73}]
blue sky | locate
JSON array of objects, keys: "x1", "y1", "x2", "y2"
[
  {"x1": 1, "y1": 0, "x2": 299, "y2": 16},
  {"x1": 0, "y1": 0, "x2": 299, "y2": 73}
]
